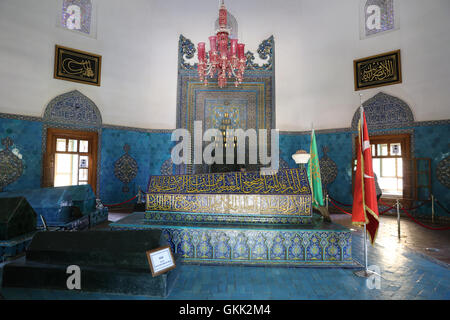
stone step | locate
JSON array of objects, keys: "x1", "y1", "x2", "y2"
[{"x1": 2, "y1": 257, "x2": 179, "y2": 298}]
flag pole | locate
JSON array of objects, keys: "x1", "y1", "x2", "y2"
[
  {"x1": 360, "y1": 94, "x2": 368, "y2": 274},
  {"x1": 354, "y1": 93, "x2": 370, "y2": 278}
]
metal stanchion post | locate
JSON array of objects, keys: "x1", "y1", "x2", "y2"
[
  {"x1": 138, "y1": 187, "x2": 142, "y2": 203},
  {"x1": 431, "y1": 194, "x2": 435, "y2": 224},
  {"x1": 396, "y1": 199, "x2": 401, "y2": 239},
  {"x1": 326, "y1": 194, "x2": 329, "y2": 210}
]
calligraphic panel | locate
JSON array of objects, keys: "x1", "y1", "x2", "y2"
[
  {"x1": 54, "y1": 45, "x2": 102, "y2": 86},
  {"x1": 146, "y1": 168, "x2": 310, "y2": 196},
  {"x1": 353, "y1": 50, "x2": 401, "y2": 91},
  {"x1": 146, "y1": 193, "x2": 311, "y2": 216}
]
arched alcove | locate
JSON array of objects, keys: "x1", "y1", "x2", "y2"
[
  {"x1": 42, "y1": 90, "x2": 102, "y2": 195},
  {"x1": 44, "y1": 90, "x2": 102, "y2": 127},
  {"x1": 351, "y1": 92, "x2": 414, "y2": 130}
]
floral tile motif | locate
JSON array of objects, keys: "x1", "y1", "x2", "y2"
[
  {"x1": 319, "y1": 146, "x2": 338, "y2": 193},
  {"x1": 0, "y1": 137, "x2": 23, "y2": 191},
  {"x1": 436, "y1": 156, "x2": 450, "y2": 189},
  {"x1": 111, "y1": 215, "x2": 354, "y2": 266},
  {"x1": 245, "y1": 36, "x2": 274, "y2": 71},
  {"x1": 114, "y1": 144, "x2": 138, "y2": 192},
  {"x1": 160, "y1": 158, "x2": 174, "y2": 176}
]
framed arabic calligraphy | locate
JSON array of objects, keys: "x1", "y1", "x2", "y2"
[
  {"x1": 353, "y1": 50, "x2": 401, "y2": 91},
  {"x1": 54, "y1": 45, "x2": 102, "y2": 86}
]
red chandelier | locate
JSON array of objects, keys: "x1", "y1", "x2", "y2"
[{"x1": 197, "y1": 1, "x2": 246, "y2": 88}]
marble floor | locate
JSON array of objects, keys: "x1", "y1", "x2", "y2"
[{"x1": 0, "y1": 213, "x2": 449, "y2": 300}]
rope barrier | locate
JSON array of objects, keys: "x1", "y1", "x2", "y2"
[
  {"x1": 379, "y1": 199, "x2": 391, "y2": 207},
  {"x1": 329, "y1": 199, "x2": 353, "y2": 215},
  {"x1": 401, "y1": 207, "x2": 450, "y2": 231},
  {"x1": 379, "y1": 205, "x2": 396, "y2": 215},
  {"x1": 102, "y1": 194, "x2": 138, "y2": 207},
  {"x1": 328, "y1": 196, "x2": 352, "y2": 207},
  {"x1": 328, "y1": 193, "x2": 450, "y2": 231}
]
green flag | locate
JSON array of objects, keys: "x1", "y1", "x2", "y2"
[{"x1": 307, "y1": 129, "x2": 324, "y2": 208}]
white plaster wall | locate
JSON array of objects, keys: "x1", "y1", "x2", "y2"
[{"x1": 0, "y1": 0, "x2": 449, "y2": 130}]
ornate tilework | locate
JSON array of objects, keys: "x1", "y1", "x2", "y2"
[
  {"x1": 114, "y1": 144, "x2": 138, "y2": 192},
  {"x1": 145, "y1": 211, "x2": 312, "y2": 225},
  {"x1": 0, "y1": 137, "x2": 24, "y2": 192},
  {"x1": 364, "y1": 0, "x2": 395, "y2": 37},
  {"x1": 436, "y1": 156, "x2": 450, "y2": 189},
  {"x1": 179, "y1": 35, "x2": 197, "y2": 70},
  {"x1": 319, "y1": 146, "x2": 338, "y2": 191},
  {"x1": 44, "y1": 90, "x2": 102, "y2": 127},
  {"x1": 351, "y1": 92, "x2": 414, "y2": 130},
  {"x1": 42, "y1": 90, "x2": 103, "y2": 196},
  {"x1": 279, "y1": 158, "x2": 289, "y2": 169},
  {"x1": 176, "y1": 35, "x2": 275, "y2": 175},
  {"x1": 160, "y1": 158, "x2": 174, "y2": 176},
  {"x1": 61, "y1": 0, "x2": 93, "y2": 35},
  {"x1": 111, "y1": 214, "x2": 354, "y2": 267},
  {"x1": 245, "y1": 36, "x2": 274, "y2": 71}
]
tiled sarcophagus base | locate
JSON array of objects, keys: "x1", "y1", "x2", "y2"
[
  {"x1": 145, "y1": 210, "x2": 312, "y2": 225},
  {"x1": 2, "y1": 230, "x2": 180, "y2": 298},
  {"x1": 110, "y1": 213, "x2": 356, "y2": 267}
]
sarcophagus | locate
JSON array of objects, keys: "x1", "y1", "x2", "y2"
[
  {"x1": 0, "y1": 185, "x2": 107, "y2": 228},
  {"x1": 146, "y1": 168, "x2": 312, "y2": 224}
]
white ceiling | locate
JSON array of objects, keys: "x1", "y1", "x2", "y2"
[{"x1": 0, "y1": 0, "x2": 449, "y2": 130}]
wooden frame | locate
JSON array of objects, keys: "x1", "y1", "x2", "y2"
[
  {"x1": 353, "y1": 50, "x2": 402, "y2": 91},
  {"x1": 146, "y1": 245, "x2": 176, "y2": 277},
  {"x1": 54, "y1": 45, "x2": 102, "y2": 86},
  {"x1": 351, "y1": 133, "x2": 412, "y2": 206},
  {"x1": 43, "y1": 128, "x2": 98, "y2": 193}
]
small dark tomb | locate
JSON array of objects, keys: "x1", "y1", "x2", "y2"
[{"x1": 0, "y1": 197, "x2": 37, "y2": 240}]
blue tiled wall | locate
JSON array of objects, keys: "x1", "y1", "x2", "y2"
[
  {"x1": 99, "y1": 128, "x2": 173, "y2": 204},
  {"x1": 0, "y1": 115, "x2": 448, "y2": 219},
  {"x1": 414, "y1": 124, "x2": 450, "y2": 217},
  {"x1": 280, "y1": 123, "x2": 450, "y2": 218},
  {"x1": 280, "y1": 132, "x2": 354, "y2": 205},
  {"x1": 316, "y1": 131, "x2": 354, "y2": 205},
  {"x1": 0, "y1": 118, "x2": 43, "y2": 192}
]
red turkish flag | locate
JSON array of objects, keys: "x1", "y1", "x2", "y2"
[{"x1": 352, "y1": 111, "x2": 380, "y2": 244}]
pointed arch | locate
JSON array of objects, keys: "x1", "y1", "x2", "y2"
[
  {"x1": 351, "y1": 92, "x2": 414, "y2": 130},
  {"x1": 44, "y1": 90, "x2": 102, "y2": 128}
]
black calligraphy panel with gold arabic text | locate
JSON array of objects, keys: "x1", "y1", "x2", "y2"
[
  {"x1": 54, "y1": 45, "x2": 101, "y2": 86},
  {"x1": 354, "y1": 50, "x2": 401, "y2": 91}
]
